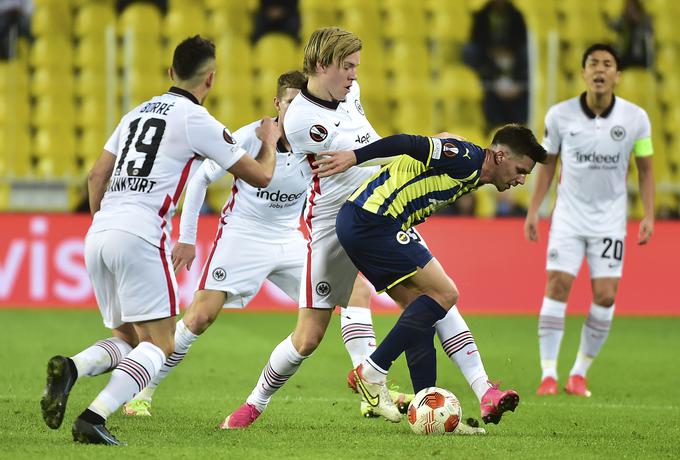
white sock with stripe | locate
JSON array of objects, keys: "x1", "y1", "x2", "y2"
[
  {"x1": 246, "y1": 335, "x2": 307, "y2": 412},
  {"x1": 435, "y1": 306, "x2": 490, "y2": 401},
  {"x1": 538, "y1": 297, "x2": 568, "y2": 380},
  {"x1": 134, "y1": 319, "x2": 198, "y2": 402},
  {"x1": 71, "y1": 337, "x2": 132, "y2": 378},
  {"x1": 88, "y1": 341, "x2": 166, "y2": 419},
  {"x1": 570, "y1": 303, "x2": 615, "y2": 377},
  {"x1": 340, "y1": 306, "x2": 376, "y2": 367}
]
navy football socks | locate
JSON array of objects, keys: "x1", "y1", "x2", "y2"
[{"x1": 369, "y1": 295, "x2": 447, "y2": 384}]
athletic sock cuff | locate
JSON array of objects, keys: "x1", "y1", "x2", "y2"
[{"x1": 540, "y1": 297, "x2": 568, "y2": 317}]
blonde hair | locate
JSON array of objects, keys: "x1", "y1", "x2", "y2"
[{"x1": 303, "y1": 27, "x2": 362, "y2": 75}]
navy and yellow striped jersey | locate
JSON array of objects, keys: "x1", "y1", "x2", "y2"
[{"x1": 348, "y1": 136, "x2": 485, "y2": 230}]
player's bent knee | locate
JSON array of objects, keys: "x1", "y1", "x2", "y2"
[
  {"x1": 593, "y1": 294, "x2": 616, "y2": 308},
  {"x1": 429, "y1": 286, "x2": 458, "y2": 309},
  {"x1": 185, "y1": 308, "x2": 219, "y2": 335},
  {"x1": 546, "y1": 273, "x2": 573, "y2": 301}
]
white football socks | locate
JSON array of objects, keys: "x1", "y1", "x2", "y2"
[
  {"x1": 246, "y1": 334, "x2": 307, "y2": 412},
  {"x1": 133, "y1": 319, "x2": 198, "y2": 402},
  {"x1": 71, "y1": 337, "x2": 132, "y2": 378},
  {"x1": 570, "y1": 303, "x2": 615, "y2": 377},
  {"x1": 538, "y1": 297, "x2": 568, "y2": 380},
  {"x1": 435, "y1": 306, "x2": 490, "y2": 401},
  {"x1": 88, "y1": 341, "x2": 166, "y2": 419},
  {"x1": 340, "y1": 306, "x2": 377, "y2": 367}
]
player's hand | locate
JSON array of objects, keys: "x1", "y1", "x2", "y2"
[
  {"x1": 524, "y1": 212, "x2": 539, "y2": 242},
  {"x1": 637, "y1": 216, "x2": 654, "y2": 245},
  {"x1": 312, "y1": 150, "x2": 357, "y2": 177},
  {"x1": 255, "y1": 116, "x2": 281, "y2": 146},
  {"x1": 435, "y1": 132, "x2": 467, "y2": 141},
  {"x1": 171, "y1": 242, "x2": 196, "y2": 273}
]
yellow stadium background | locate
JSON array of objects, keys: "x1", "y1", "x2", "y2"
[{"x1": 1, "y1": 0, "x2": 678, "y2": 217}]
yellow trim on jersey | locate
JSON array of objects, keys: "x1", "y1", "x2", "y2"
[
  {"x1": 633, "y1": 137, "x2": 653, "y2": 157},
  {"x1": 348, "y1": 155, "x2": 480, "y2": 230},
  {"x1": 377, "y1": 270, "x2": 419, "y2": 294}
]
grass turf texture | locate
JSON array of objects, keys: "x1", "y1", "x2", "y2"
[{"x1": 0, "y1": 309, "x2": 678, "y2": 459}]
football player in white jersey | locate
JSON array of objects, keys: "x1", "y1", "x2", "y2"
[
  {"x1": 121, "y1": 70, "x2": 311, "y2": 416},
  {"x1": 224, "y1": 28, "x2": 510, "y2": 430},
  {"x1": 40, "y1": 36, "x2": 280, "y2": 445},
  {"x1": 524, "y1": 44, "x2": 655, "y2": 397}
]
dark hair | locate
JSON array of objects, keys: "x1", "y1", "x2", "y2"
[
  {"x1": 276, "y1": 70, "x2": 307, "y2": 98},
  {"x1": 172, "y1": 35, "x2": 216, "y2": 81},
  {"x1": 582, "y1": 43, "x2": 620, "y2": 70},
  {"x1": 491, "y1": 124, "x2": 547, "y2": 164}
]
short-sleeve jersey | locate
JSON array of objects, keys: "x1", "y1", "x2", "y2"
[
  {"x1": 284, "y1": 82, "x2": 380, "y2": 227},
  {"x1": 543, "y1": 93, "x2": 653, "y2": 236},
  {"x1": 349, "y1": 137, "x2": 484, "y2": 230},
  {"x1": 195, "y1": 119, "x2": 307, "y2": 240},
  {"x1": 90, "y1": 87, "x2": 247, "y2": 249}
]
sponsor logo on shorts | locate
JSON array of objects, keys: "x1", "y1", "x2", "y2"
[
  {"x1": 355, "y1": 99, "x2": 365, "y2": 115},
  {"x1": 309, "y1": 124, "x2": 328, "y2": 142},
  {"x1": 396, "y1": 231, "x2": 411, "y2": 245},
  {"x1": 442, "y1": 143, "x2": 458, "y2": 158},
  {"x1": 212, "y1": 267, "x2": 226, "y2": 281},
  {"x1": 223, "y1": 129, "x2": 235, "y2": 144},
  {"x1": 316, "y1": 281, "x2": 331, "y2": 296},
  {"x1": 548, "y1": 248, "x2": 558, "y2": 261},
  {"x1": 610, "y1": 125, "x2": 626, "y2": 141}
]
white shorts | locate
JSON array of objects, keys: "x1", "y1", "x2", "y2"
[
  {"x1": 198, "y1": 229, "x2": 306, "y2": 308},
  {"x1": 546, "y1": 231, "x2": 625, "y2": 278},
  {"x1": 85, "y1": 229, "x2": 179, "y2": 329},
  {"x1": 299, "y1": 223, "x2": 359, "y2": 309}
]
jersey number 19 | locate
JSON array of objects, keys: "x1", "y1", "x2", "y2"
[{"x1": 114, "y1": 117, "x2": 166, "y2": 177}]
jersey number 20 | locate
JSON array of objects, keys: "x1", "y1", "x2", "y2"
[{"x1": 114, "y1": 117, "x2": 166, "y2": 177}]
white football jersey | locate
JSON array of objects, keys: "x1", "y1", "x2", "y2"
[
  {"x1": 542, "y1": 93, "x2": 653, "y2": 236},
  {"x1": 179, "y1": 118, "x2": 307, "y2": 244},
  {"x1": 90, "y1": 87, "x2": 247, "y2": 249},
  {"x1": 284, "y1": 82, "x2": 380, "y2": 227}
]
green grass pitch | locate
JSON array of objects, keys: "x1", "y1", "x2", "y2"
[{"x1": 0, "y1": 309, "x2": 678, "y2": 459}]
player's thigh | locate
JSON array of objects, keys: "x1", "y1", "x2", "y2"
[
  {"x1": 100, "y1": 230, "x2": 180, "y2": 324},
  {"x1": 586, "y1": 235, "x2": 625, "y2": 279},
  {"x1": 546, "y1": 231, "x2": 586, "y2": 277},
  {"x1": 393, "y1": 257, "x2": 458, "y2": 309},
  {"x1": 266, "y1": 235, "x2": 306, "y2": 303},
  {"x1": 84, "y1": 231, "x2": 124, "y2": 329},
  {"x1": 337, "y1": 203, "x2": 433, "y2": 299},
  {"x1": 199, "y1": 232, "x2": 277, "y2": 308},
  {"x1": 299, "y1": 224, "x2": 358, "y2": 309}
]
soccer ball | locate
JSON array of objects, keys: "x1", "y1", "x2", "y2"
[{"x1": 407, "y1": 387, "x2": 461, "y2": 435}]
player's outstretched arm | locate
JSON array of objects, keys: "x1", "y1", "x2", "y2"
[
  {"x1": 229, "y1": 117, "x2": 279, "y2": 187},
  {"x1": 87, "y1": 150, "x2": 116, "y2": 215},
  {"x1": 313, "y1": 134, "x2": 432, "y2": 177},
  {"x1": 635, "y1": 155, "x2": 655, "y2": 245},
  {"x1": 524, "y1": 154, "x2": 558, "y2": 242}
]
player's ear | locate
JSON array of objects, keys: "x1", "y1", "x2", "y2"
[
  {"x1": 493, "y1": 150, "x2": 504, "y2": 165},
  {"x1": 205, "y1": 70, "x2": 215, "y2": 89},
  {"x1": 274, "y1": 96, "x2": 281, "y2": 112},
  {"x1": 168, "y1": 67, "x2": 175, "y2": 81},
  {"x1": 316, "y1": 61, "x2": 326, "y2": 74}
]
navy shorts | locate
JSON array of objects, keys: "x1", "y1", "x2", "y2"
[{"x1": 336, "y1": 201, "x2": 433, "y2": 293}]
